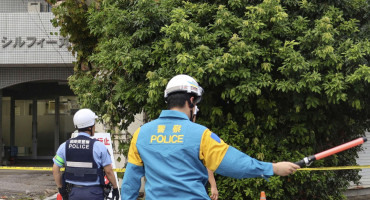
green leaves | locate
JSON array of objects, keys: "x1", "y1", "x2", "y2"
[
  {"x1": 346, "y1": 64, "x2": 370, "y2": 83},
  {"x1": 52, "y1": 0, "x2": 370, "y2": 199}
]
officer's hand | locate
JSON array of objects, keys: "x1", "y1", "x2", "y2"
[
  {"x1": 112, "y1": 188, "x2": 120, "y2": 200},
  {"x1": 58, "y1": 187, "x2": 69, "y2": 200},
  {"x1": 272, "y1": 162, "x2": 300, "y2": 176},
  {"x1": 210, "y1": 186, "x2": 219, "y2": 200}
]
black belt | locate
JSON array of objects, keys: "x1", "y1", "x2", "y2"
[{"x1": 72, "y1": 184, "x2": 102, "y2": 188}]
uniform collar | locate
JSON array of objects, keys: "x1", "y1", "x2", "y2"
[
  {"x1": 159, "y1": 110, "x2": 190, "y2": 120},
  {"x1": 78, "y1": 132, "x2": 91, "y2": 138}
]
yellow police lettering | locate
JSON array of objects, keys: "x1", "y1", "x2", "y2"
[
  {"x1": 150, "y1": 135, "x2": 157, "y2": 143},
  {"x1": 163, "y1": 135, "x2": 170, "y2": 143},
  {"x1": 158, "y1": 135, "x2": 164, "y2": 143},
  {"x1": 177, "y1": 135, "x2": 184, "y2": 143},
  {"x1": 150, "y1": 135, "x2": 184, "y2": 144},
  {"x1": 171, "y1": 135, "x2": 178, "y2": 143}
]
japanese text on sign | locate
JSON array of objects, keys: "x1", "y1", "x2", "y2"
[
  {"x1": 96, "y1": 137, "x2": 111, "y2": 146},
  {"x1": 1, "y1": 36, "x2": 70, "y2": 49}
]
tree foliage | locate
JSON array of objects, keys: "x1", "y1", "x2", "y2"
[{"x1": 50, "y1": 0, "x2": 370, "y2": 199}]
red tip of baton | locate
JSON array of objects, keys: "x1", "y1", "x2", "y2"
[{"x1": 315, "y1": 137, "x2": 367, "y2": 160}]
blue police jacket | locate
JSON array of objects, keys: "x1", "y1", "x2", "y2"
[
  {"x1": 53, "y1": 132, "x2": 112, "y2": 186},
  {"x1": 121, "y1": 110, "x2": 273, "y2": 200}
]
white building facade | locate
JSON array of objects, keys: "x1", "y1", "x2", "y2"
[
  {"x1": 0, "y1": 0, "x2": 76, "y2": 163},
  {"x1": 0, "y1": 1, "x2": 142, "y2": 172}
]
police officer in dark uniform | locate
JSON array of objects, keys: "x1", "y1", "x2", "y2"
[{"x1": 52, "y1": 108, "x2": 119, "y2": 200}]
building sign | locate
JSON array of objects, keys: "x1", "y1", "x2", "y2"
[
  {"x1": 0, "y1": 12, "x2": 75, "y2": 65},
  {"x1": 1, "y1": 36, "x2": 70, "y2": 49}
]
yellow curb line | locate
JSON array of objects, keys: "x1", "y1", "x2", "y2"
[
  {"x1": 0, "y1": 166, "x2": 126, "y2": 172},
  {"x1": 3, "y1": 166, "x2": 370, "y2": 172}
]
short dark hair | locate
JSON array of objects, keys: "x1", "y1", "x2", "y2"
[
  {"x1": 166, "y1": 92, "x2": 194, "y2": 109},
  {"x1": 77, "y1": 125, "x2": 94, "y2": 133}
]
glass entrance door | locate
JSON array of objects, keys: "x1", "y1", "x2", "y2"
[
  {"x1": 14, "y1": 100, "x2": 33, "y2": 157},
  {"x1": 36, "y1": 97, "x2": 77, "y2": 157},
  {"x1": 36, "y1": 99, "x2": 56, "y2": 157},
  {"x1": 12, "y1": 97, "x2": 78, "y2": 159}
]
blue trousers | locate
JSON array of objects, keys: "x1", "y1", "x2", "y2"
[{"x1": 69, "y1": 185, "x2": 104, "y2": 200}]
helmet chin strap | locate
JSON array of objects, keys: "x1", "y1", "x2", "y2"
[
  {"x1": 190, "y1": 109, "x2": 195, "y2": 122},
  {"x1": 187, "y1": 99, "x2": 195, "y2": 121}
]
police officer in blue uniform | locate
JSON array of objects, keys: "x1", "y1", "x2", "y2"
[
  {"x1": 121, "y1": 74, "x2": 300, "y2": 200},
  {"x1": 52, "y1": 108, "x2": 119, "y2": 200}
]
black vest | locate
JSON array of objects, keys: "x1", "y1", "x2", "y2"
[{"x1": 64, "y1": 135, "x2": 104, "y2": 184}]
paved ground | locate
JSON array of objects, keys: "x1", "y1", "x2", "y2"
[
  {"x1": 0, "y1": 160, "x2": 57, "y2": 200},
  {"x1": 345, "y1": 187, "x2": 370, "y2": 200}
]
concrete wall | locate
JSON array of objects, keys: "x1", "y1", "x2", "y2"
[
  {"x1": 95, "y1": 112, "x2": 145, "y2": 166},
  {"x1": 349, "y1": 131, "x2": 370, "y2": 188},
  {"x1": 95, "y1": 112, "x2": 145, "y2": 185},
  {"x1": 0, "y1": 0, "x2": 50, "y2": 13}
]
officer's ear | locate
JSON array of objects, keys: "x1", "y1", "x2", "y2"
[
  {"x1": 86, "y1": 125, "x2": 93, "y2": 133},
  {"x1": 190, "y1": 96, "x2": 195, "y2": 104},
  {"x1": 188, "y1": 96, "x2": 195, "y2": 108}
]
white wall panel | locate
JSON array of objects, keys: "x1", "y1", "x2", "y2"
[{"x1": 353, "y1": 131, "x2": 370, "y2": 187}]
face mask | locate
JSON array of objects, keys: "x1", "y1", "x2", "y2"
[
  {"x1": 193, "y1": 105, "x2": 199, "y2": 116},
  {"x1": 190, "y1": 105, "x2": 199, "y2": 122}
]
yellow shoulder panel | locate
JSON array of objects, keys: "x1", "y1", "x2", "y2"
[
  {"x1": 127, "y1": 128, "x2": 143, "y2": 166},
  {"x1": 199, "y1": 129, "x2": 229, "y2": 171}
]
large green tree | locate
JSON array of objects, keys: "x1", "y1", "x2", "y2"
[{"x1": 50, "y1": 0, "x2": 370, "y2": 199}]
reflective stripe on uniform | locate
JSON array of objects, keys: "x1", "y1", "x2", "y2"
[
  {"x1": 66, "y1": 161, "x2": 93, "y2": 168},
  {"x1": 54, "y1": 155, "x2": 64, "y2": 166}
]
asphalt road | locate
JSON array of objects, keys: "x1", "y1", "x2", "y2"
[{"x1": 0, "y1": 160, "x2": 57, "y2": 200}]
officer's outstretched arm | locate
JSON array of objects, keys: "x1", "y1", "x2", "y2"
[
  {"x1": 214, "y1": 146, "x2": 273, "y2": 179},
  {"x1": 272, "y1": 162, "x2": 300, "y2": 176},
  {"x1": 121, "y1": 128, "x2": 145, "y2": 200},
  {"x1": 200, "y1": 130, "x2": 294, "y2": 179}
]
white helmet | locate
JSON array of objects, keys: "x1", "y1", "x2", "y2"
[
  {"x1": 164, "y1": 74, "x2": 203, "y2": 103},
  {"x1": 73, "y1": 108, "x2": 98, "y2": 129}
]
